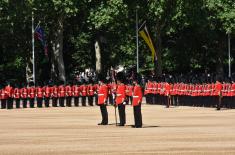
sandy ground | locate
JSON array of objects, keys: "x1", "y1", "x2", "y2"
[{"x1": 0, "y1": 104, "x2": 235, "y2": 155}]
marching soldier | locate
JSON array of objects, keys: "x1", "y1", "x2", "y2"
[
  {"x1": 13, "y1": 84, "x2": 21, "y2": 108},
  {"x1": 97, "y1": 78, "x2": 108, "y2": 125},
  {"x1": 215, "y1": 80, "x2": 222, "y2": 110},
  {"x1": 132, "y1": 78, "x2": 143, "y2": 128},
  {"x1": 125, "y1": 83, "x2": 133, "y2": 105},
  {"x1": 35, "y1": 83, "x2": 43, "y2": 108},
  {"x1": 115, "y1": 72, "x2": 126, "y2": 126}
]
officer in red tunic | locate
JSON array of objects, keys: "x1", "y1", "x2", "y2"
[
  {"x1": 58, "y1": 82, "x2": 65, "y2": 107},
  {"x1": 97, "y1": 78, "x2": 108, "y2": 125},
  {"x1": 80, "y1": 82, "x2": 87, "y2": 106},
  {"x1": 215, "y1": 80, "x2": 222, "y2": 110},
  {"x1": 115, "y1": 72, "x2": 126, "y2": 126},
  {"x1": 5, "y1": 82, "x2": 14, "y2": 109},
  {"x1": 87, "y1": 82, "x2": 95, "y2": 106},
  {"x1": 52, "y1": 84, "x2": 58, "y2": 107},
  {"x1": 28, "y1": 82, "x2": 35, "y2": 108},
  {"x1": 65, "y1": 83, "x2": 72, "y2": 107},
  {"x1": 35, "y1": 82, "x2": 43, "y2": 108},
  {"x1": 13, "y1": 85, "x2": 21, "y2": 108},
  {"x1": 21, "y1": 84, "x2": 28, "y2": 108},
  {"x1": 132, "y1": 78, "x2": 143, "y2": 128},
  {"x1": 1, "y1": 85, "x2": 7, "y2": 109},
  {"x1": 72, "y1": 82, "x2": 80, "y2": 106}
]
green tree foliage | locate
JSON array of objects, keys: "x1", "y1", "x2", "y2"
[{"x1": 0, "y1": 0, "x2": 234, "y2": 83}]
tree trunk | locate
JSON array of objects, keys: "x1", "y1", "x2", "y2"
[
  {"x1": 52, "y1": 15, "x2": 66, "y2": 83},
  {"x1": 95, "y1": 40, "x2": 102, "y2": 74},
  {"x1": 155, "y1": 29, "x2": 163, "y2": 76},
  {"x1": 26, "y1": 57, "x2": 33, "y2": 84}
]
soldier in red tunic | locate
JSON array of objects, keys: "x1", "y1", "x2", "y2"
[
  {"x1": 80, "y1": 82, "x2": 87, "y2": 106},
  {"x1": 21, "y1": 84, "x2": 28, "y2": 108},
  {"x1": 87, "y1": 82, "x2": 95, "y2": 106},
  {"x1": 97, "y1": 78, "x2": 108, "y2": 125},
  {"x1": 132, "y1": 78, "x2": 143, "y2": 128},
  {"x1": 13, "y1": 85, "x2": 21, "y2": 108},
  {"x1": 215, "y1": 80, "x2": 223, "y2": 110},
  {"x1": 72, "y1": 82, "x2": 80, "y2": 106},
  {"x1": 44, "y1": 83, "x2": 51, "y2": 107},
  {"x1": 36, "y1": 82, "x2": 43, "y2": 108},
  {"x1": 65, "y1": 83, "x2": 72, "y2": 107},
  {"x1": 58, "y1": 82, "x2": 65, "y2": 107},
  {"x1": 5, "y1": 82, "x2": 14, "y2": 109},
  {"x1": 51, "y1": 83, "x2": 58, "y2": 107},
  {"x1": 115, "y1": 72, "x2": 126, "y2": 126},
  {"x1": 1, "y1": 85, "x2": 7, "y2": 109},
  {"x1": 28, "y1": 82, "x2": 35, "y2": 108}
]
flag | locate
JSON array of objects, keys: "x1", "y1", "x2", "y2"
[
  {"x1": 139, "y1": 22, "x2": 157, "y2": 62},
  {"x1": 35, "y1": 26, "x2": 48, "y2": 56}
]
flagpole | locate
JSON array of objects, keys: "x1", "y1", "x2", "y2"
[
  {"x1": 228, "y1": 32, "x2": 231, "y2": 78},
  {"x1": 32, "y1": 11, "x2": 36, "y2": 85},
  {"x1": 136, "y1": 9, "x2": 139, "y2": 73}
]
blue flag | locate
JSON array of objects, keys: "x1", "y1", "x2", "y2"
[{"x1": 35, "y1": 26, "x2": 48, "y2": 56}]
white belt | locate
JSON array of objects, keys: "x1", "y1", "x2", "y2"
[
  {"x1": 98, "y1": 94, "x2": 104, "y2": 96},
  {"x1": 133, "y1": 96, "x2": 139, "y2": 98}
]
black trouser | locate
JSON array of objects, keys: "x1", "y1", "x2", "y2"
[
  {"x1": 126, "y1": 96, "x2": 133, "y2": 105},
  {"x1": 88, "y1": 96, "x2": 94, "y2": 106},
  {"x1": 22, "y1": 99, "x2": 27, "y2": 108},
  {"x1": 45, "y1": 98, "x2": 50, "y2": 107},
  {"x1": 133, "y1": 104, "x2": 142, "y2": 127},
  {"x1": 66, "y1": 96, "x2": 72, "y2": 107},
  {"x1": 99, "y1": 104, "x2": 108, "y2": 124},
  {"x1": 15, "y1": 99, "x2": 20, "y2": 108},
  {"x1": 29, "y1": 98, "x2": 35, "y2": 108},
  {"x1": 82, "y1": 96, "x2": 86, "y2": 106},
  {"x1": 52, "y1": 98, "x2": 58, "y2": 107},
  {"x1": 59, "y1": 97, "x2": 65, "y2": 107},
  {"x1": 37, "y1": 98, "x2": 43, "y2": 108},
  {"x1": 1, "y1": 99, "x2": 6, "y2": 109},
  {"x1": 118, "y1": 104, "x2": 126, "y2": 125},
  {"x1": 95, "y1": 94, "x2": 98, "y2": 105},
  {"x1": 7, "y1": 98, "x2": 13, "y2": 109},
  {"x1": 108, "y1": 94, "x2": 113, "y2": 105},
  {"x1": 74, "y1": 97, "x2": 79, "y2": 106}
]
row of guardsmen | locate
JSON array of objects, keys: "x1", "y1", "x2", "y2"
[
  {"x1": 144, "y1": 80, "x2": 235, "y2": 110},
  {"x1": 0, "y1": 82, "x2": 135, "y2": 109}
]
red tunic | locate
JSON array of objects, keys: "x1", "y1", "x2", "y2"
[
  {"x1": 87, "y1": 85, "x2": 95, "y2": 96},
  {"x1": 36, "y1": 87, "x2": 43, "y2": 98},
  {"x1": 126, "y1": 85, "x2": 133, "y2": 96},
  {"x1": 0, "y1": 88, "x2": 7, "y2": 99},
  {"x1": 5, "y1": 86, "x2": 13, "y2": 98},
  {"x1": 28, "y1": 87, "x2": 35, "y2": 99},
  {"x1": 164, "y1": 83, "x2": 171, "y2": 96},
  {"x1": 72, "y1": 85, "x2": 80, "y2": 97},
  {"x1": 98, "y1": 84, "x2": 108, "y2": 105},
  {"x1": 132, "y1": 85, "x2": 143, "y2": 106},
  {"x1": 80, "y1": 85, "x2": 87, "y2": 96},
  {"x1": 115, "y1": 84, "x2": 126, "y2": 105},
  {"x1": 58, "y1": 85, "x2": 65, "y2": 97},
  {"x1": 44, "y1": 86, "x2": 51, "y2": 98},
  {"x1": 13, "y1": 88, "x2": 20, "y2": 99},
  {"x1": 65, "y1": 85, "x2": 72, "y2": 97},
  {"x1": 215, "y1": 82, "x2": 222, "y2": 96},
  {"x1": 51, "y1": 86, "x2": 58, "y2": 98},
  {"x1": 21, "y1": 87, "x2": 28, "y2": 99}
]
